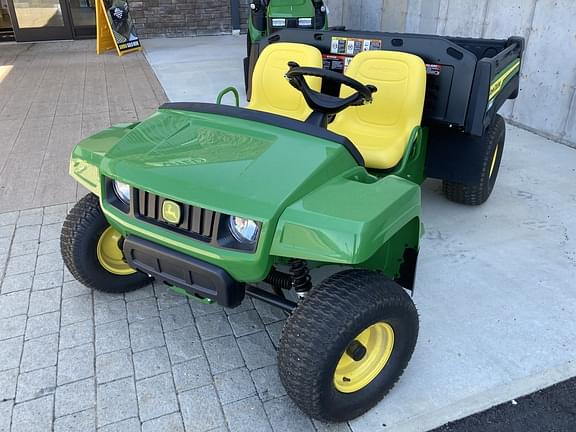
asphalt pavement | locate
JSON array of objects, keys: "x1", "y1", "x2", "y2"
[{"x1": 433, "y1": 377, "x2": 576, "y2": 432}]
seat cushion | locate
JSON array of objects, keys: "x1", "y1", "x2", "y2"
[
  {"x1": 248, "y1": 43, "x2": 322, "y2": 121},
  {"x1": 329, "y1": 51, "x2": 426, "y2": 169}
]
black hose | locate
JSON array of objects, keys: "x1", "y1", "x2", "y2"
[{"x1": 264, "y1": 267, "x2": 292, "y2": 290}]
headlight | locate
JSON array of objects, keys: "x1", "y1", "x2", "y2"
[
  {"x1": 229, "y1": 216, "x2": 259, "y2": 244},
  {"x1": 298, "y1": 17, "x2": 312, "y2": 27},
  {"x1": 113, "y1": 180, "x2": 131, "y2": 205},
  {"x1": 271, "y1": 18, "x2": 286, "y2": 27}
]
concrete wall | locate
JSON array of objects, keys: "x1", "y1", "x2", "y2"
[{"x1": 326, "y1": 0, "x2": 576, "y2": 147}]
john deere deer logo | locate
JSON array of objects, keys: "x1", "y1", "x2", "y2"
[{"x1": 162, "y1": 200, "x2": 181, "y2": 224}]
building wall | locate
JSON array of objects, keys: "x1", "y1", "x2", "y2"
[
  {"x1": 239, "y1": 0, "x2": 251, "y2": 33},
  {"x1": 131, "y1": 0, "x2": 233, "y2": 39},
  {"x1": 326, "y1": 0, "x2": 576, "y2": 147}
]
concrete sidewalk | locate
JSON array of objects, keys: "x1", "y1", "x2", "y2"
[{"x1": 143, "y1": 35, "x2": 247, "y2": 106}]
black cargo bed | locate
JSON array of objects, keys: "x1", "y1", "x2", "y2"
[{"x1": 248, "y1": 29, "x2": 524, "y2": 137}]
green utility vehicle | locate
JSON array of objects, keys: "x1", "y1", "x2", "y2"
[
  {"x1": 247, "y1": 0, "x2": 329, "y2": 49},
  {"x1": 245, "y1": 0, "x2": 330, "y2": 92},
  {"x1": 61, "y1": 29, "x2": 523, "y2": 421}
]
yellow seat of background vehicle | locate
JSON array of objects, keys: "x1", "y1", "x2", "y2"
[
  {"x1": 248, "y1": 42, "x2": 322, "y2": 121},
  {"x1": 329, "y1": 51, "x2": 427, "y2": 169}
]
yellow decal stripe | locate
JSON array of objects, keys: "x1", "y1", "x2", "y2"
[{"x1": 489, "y1": 59, "x2": 520, "y2": 101}]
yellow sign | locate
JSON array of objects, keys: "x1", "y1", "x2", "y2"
[
  {"x1": 162, "y1": 200, "x2": 182, "y2": 225},
  {"x1": 96, "y1": 0, "x2": 142, "y2": 56}
]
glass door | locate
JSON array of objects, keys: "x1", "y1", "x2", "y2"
[
  {"x1": 68, "y1": 0, "x2": 95, "y2": 38},
  {"x1": 7, "y1": 0, "x2": 73, "y2": 41},
  {"x1": 0, "y1": 0, "x2": 15, "y2": 41}
]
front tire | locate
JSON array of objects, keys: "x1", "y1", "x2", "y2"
[
  {"x1": 61, "y1": 193, "x2": 150, "y2": 293},
  {"x1": 442, "y1": 114, "x2": 506, "y2": 205},
  {"x1": 278, "y1": 270, "x2": 419, "y2": 422}
]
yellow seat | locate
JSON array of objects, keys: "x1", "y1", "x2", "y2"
[
  {"x1": 329, "y1": 51, "x2": 427, "y2": 169},
  {"x1": 248, "y1": 43, "x2": 322, "y2": 121}
]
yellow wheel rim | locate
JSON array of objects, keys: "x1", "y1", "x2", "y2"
[
  {"x1": 334, "y1": 322, "x2": 395, "y2": 393},
  {"x1": 489, "y1": 145, "x2": 499, "y2": 178},
  {"x1": 96, "y1": 227, "x2": 136, "y2": 276}
]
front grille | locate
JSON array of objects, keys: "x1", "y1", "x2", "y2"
[{"x1": 135, "y1": 189, "x2": 218, "y2": 242}]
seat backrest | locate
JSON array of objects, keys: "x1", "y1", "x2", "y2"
[
  {"x1": 248, "y1": 43, "x2": 322, "y2": 121},
  {"x1": 329, "y1": 51, "x2": 426, "y2": 169}
]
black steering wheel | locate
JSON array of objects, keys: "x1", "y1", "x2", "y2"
[{"x1": 285, "y1": 62, "x2": 377, "y2": 126}]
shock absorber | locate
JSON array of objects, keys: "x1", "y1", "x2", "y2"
[{"x1": 290, "y1": 259, "x2": 312, "y2": 298}]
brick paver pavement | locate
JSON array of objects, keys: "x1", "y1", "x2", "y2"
[
  {"x1": 0, "y1": 205, "x2": 350, "y2": 432},
  {"x1": 0, "y1": 41, "x2": 167, "y2": 212}
]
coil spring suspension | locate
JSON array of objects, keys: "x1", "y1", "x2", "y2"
[{"x1": 290, "y1": 259, "x2": 312, "y2": 298}]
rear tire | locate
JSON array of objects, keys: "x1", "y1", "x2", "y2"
[
  {"x1": 443, "y1": 114, "x2": 506, "y2": 205},
  {"x1": 61, "y1": 194, "x2": 150, "y2": 293},
  {"x1": 278, "y1": 270, "x2": 419, "y2": 422}
]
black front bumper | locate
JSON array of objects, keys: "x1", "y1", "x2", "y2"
[{"x1": 123, "y1": 236, "x2": 245, "y2": 308}]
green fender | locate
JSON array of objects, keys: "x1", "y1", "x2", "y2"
[
  {"x1": 270, "y1": 169, "x2": 422, "y2": 275},
  {"x1": 69, "y1": 122, "x2": 139, "y2": 194}
]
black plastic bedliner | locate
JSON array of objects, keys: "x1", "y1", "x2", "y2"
[{"x1": 248, "y1": 29, "x2": 524, "y2": 137}]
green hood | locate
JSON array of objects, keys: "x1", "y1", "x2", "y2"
[{"x1": 99, "y1": 108, "x2": 357, "y2": 221}]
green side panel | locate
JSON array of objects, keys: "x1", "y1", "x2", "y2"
[
  {"x1": 268, "y1": 0, "x2": 315, "y2": 18},
  {"x1": 389, "y1": 127, "x2": 428, "y2": 185},
  {"x1": 270, "y1": 172, "x2": 421, "y2": 265},
  {"x1": 248, "y1": 18, "x2": 265, "y2": 43},
  {"x1": 361, "y1": 217, "x2": 421, "y2": 279}
]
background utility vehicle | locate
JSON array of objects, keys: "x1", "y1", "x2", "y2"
[
  {"x1": 245, "y1": 0, "x2": 330, "y2": 89},
  {"x1": 61, "y1": 29, "x2": 523, "y2": 421}
]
